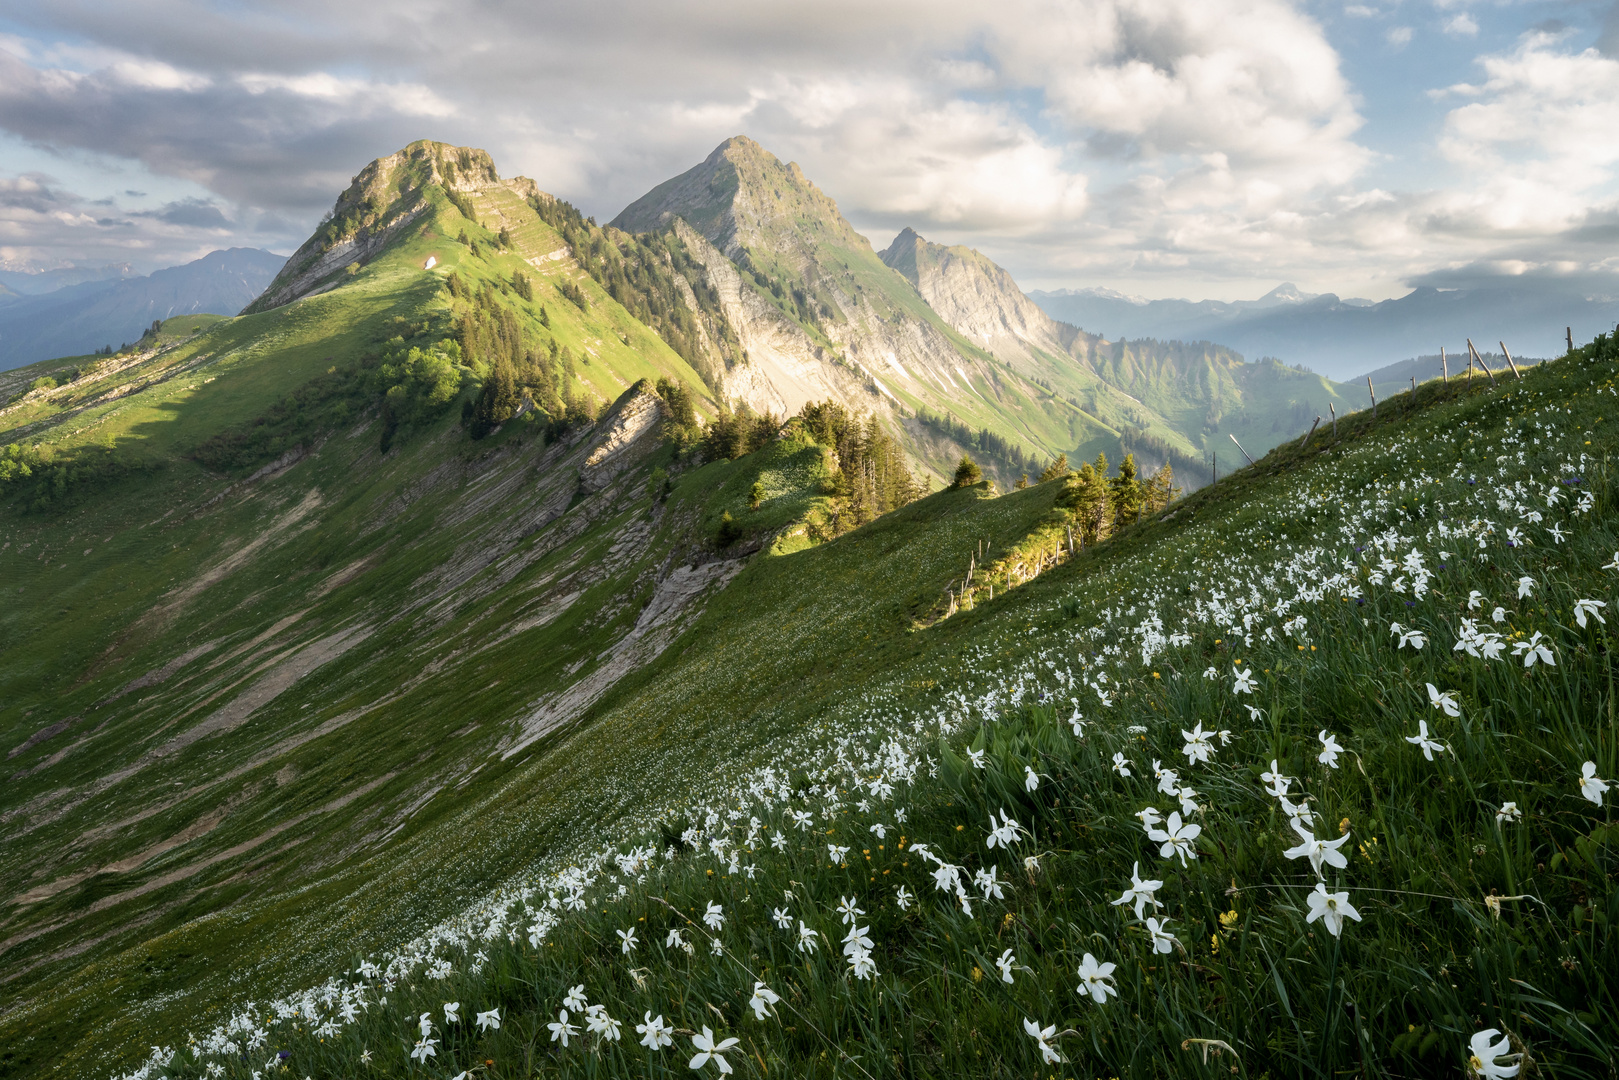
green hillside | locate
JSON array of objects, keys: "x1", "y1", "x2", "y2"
[{"x1": 1, "y1": 137, "x2": 1615, "y2": 1080}]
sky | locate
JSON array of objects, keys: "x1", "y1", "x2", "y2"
[{"x1": 0, "y1": 0, "x2": 1616, "y2": 303}]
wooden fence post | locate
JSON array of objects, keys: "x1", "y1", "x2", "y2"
[
  {"x1": 1468, "y1": 339, "x2": 1496, "y2": 386},
  {"x1": 1329, "y1": 403, "x2": 1337, "y2": 436},
  {"x1": 1499, "y1": 341, "x2": 1522, "y2": 379},
  {"x1": 1441, "y1": 346, "x2": 1447, "y2": 384},
  {"x1": 1300, "y1": 415, "x2": 1321, "y2": 449},
  {"x1": 1229, "y1": 433, "x2": 1256, "y2": 466},
  {"x1": 1367, "y1": 376, "x2": 1377, "y2": 418}
]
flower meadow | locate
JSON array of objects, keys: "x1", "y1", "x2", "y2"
[{"x1": 119, "y1": 349, "x2": 1618, "y2": 1078}]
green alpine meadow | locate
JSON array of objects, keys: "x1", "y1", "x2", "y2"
[{"x1": 1, "y1": 137, "x2": 1615, "y2": 1080}]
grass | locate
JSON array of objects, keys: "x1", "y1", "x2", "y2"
[{"x1": 56, "y1": 336, "x2": 1616, "y2": 1080}]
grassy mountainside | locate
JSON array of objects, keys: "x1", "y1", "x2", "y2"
[{"x1": 44, "y1": 328, "x2": 1617, "y2": 1080}]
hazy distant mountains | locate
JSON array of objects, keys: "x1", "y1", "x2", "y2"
[
  {"x1": 0, "y1": 248, "x2": 285, "y2": 371},
  {"x1": 1031, "y1": 282, "x2": 1619, "y2": 381}
]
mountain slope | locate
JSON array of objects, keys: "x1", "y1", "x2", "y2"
[
  {"x1": 0, "y1": 250, "x2": 285, "y2": 372},
  {"x1": 1033, "y1": 281, "x2": 1616, "y2": 380}
]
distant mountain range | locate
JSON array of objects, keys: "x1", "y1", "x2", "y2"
[
  {"x1": 0, "y1": 248, "x2": 286, "y2": 371},
  {"x1": 1030, "y1": 282, "x2": 1619, "y2": 381}
]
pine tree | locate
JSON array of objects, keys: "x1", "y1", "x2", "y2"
[
  {"x1": 1038, "y1": 453, "x2": 1070, "y2": 483},
  {"x1": 469, "y1": 356, "x2": 517, "y2": 440},
  {"x1": 951, "y1": 456, "x2": 983, "y2": 489}
]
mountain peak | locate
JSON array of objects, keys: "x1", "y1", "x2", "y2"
[
  {"x1": 246, "y1": 140, "x2": 546, "y2": 313},
  {"x1": 610, "y1": 135, "x2": 863, "y2": 258},
  {"x1": 1257, "y1": 282, "x2": 1315, "y2": 306}
]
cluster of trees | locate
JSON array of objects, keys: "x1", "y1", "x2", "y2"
[
  {"x1": 914, "y1": 407, "x2": 1041, "y2": 477},
  {"x1": 528, "y1": 194, "x2": 734, "y2": 375},
  {"x1": 1055, "y1": 452, "x2": 1179, "y2": 543},
  {"x1": 794, "y1": 401, "x2": 923, "y2": 534}
]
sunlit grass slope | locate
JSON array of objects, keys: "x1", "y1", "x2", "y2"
[{"x1": 56, "y1": 336, "x2": 1618, "y2": 1080}]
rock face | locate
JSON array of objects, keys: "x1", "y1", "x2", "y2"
[
  {"x1": 612, "y1": 137, "x2": 1037, "y2": 446},
  {"x1": 245, "y1": 141, "x2": 552, "y2": 314},
  {"x1": 579, "y1": 383, "x2": 666, "y2": 493},
  {"x1": 879, "y1": 227, "x2": 1098, "y2": 377}
]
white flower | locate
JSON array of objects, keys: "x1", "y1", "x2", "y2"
[
  {"x1": 410, "y1": 1037, "x2": 438, "y2": 1063},
  {"x1": 1548, "y1": 522, "x2": 1567, "y2": 543},
  {"x1": 796, "y1": 920, "x2": 819, "y2": 953},
  {"x1": 443, "y1": 1001, "x2": 460, "y2": 1025},
  {"x1": 1406, "y1": 719, "x2": 1448, "y2": 760},
  {"x1": 1492, "y1": 606, "x2": 1507, "y2": 623},
  {"x1": 703, "y1": 902, "x2": 725, "y2": 930},
  {"x1": 836, "y1": 896, "x2": 865, "y2": 925},
  {"x1": 1022, "y1": 1018, "x2": 1064, "y2": 1064},
  {"x1": 974, "y1": 864, "x2": 1005, "y2": 901},
  {"x1": 827, "y1": 843, "x2": 850, "y2": 864},
  {"x1": 665, "y1": 928, "x2": 686, "y2": 950},
  {"x1": 1111, "y1": 751, "x2": 1131, "y2": 777},
  {"x1": 563, "y1": 984, "x2": 588, "y2": 1012},
  {"x1": 1181, "y1": 721, "x2": 1215, "y2": 764},
  {"x1": 547, "y1": 1010, "x2": 578, "y2": 1048},
  {"x1": 773, "y1": 906, "x2": 792, "y2": 929},
  {"x1": 709, "y1": 936, "x2": 724, "y2": 956},
  {"x1": 1110, "y1": 861, "x2": 1164, "y2": 918},
  {"x1": 995, "y1": 947, "x2": 1016, "y2": 984},
  {"x1": 1134, "y1": 805, "x2": 1164, "y2": 830},
  {"x1": 1466, "y1": 1027, "x2": 1519, "y2": 1080},
  {"x1": 1511, "y1": 631, "x2": 1555, "y2": 667},
  {"x1": 1427, "y1": 683, "x2": 1461, "y2": 717},
  {"x1": 1468, "y1": 590, "x2": 1485, "y2": 610},
  {"x1": 1203, "y1": 665, "x2": 1219, "y2": 680},
  {"x1": 1145, "y1": 916, "x2": 1178, "y2": 955},
  {"x1": 1283, "y1": 819, "x2": 1351, "y2": 878},
  {"x1": 869, "y1": 822, "x2": 887, "y2": 839},
  {"x1": 617, "y1": 927, "x2": 638, "y2": 954},
  {"x1": 1516, "y1": 576, "x2": 1535, "y2": 599},
  {"x1": 1579, "y1": 761, "x2": 1609, "y2": 806},
  {"x1": 1023, "y1": 765, "x2": 1040, "y2": 791},
  {"x1": 1232, "y1": 666, "x2": 1256, "y2": 695},
  {"x1": 1074, "y1": 951, "x2": 1118, "y2": 1003},
  {"x1": 1604, "y1": 551, "x2": 1619, "y2": 571},
  {"x1": 1391, "y1": 623, "x2": 1427, "y2": 650},
  {"x1": 848, "y1": 949, "x2": 877, "y2": 979},
  {"x1": 1317, "y1": 730, "x2": 1343, "y2": 769},
  {"x1": 1153, "y1": 760, "x2": 1179, "y2": 795},
  {"x1": 586, "y1": 1007, "x2": 622, "y2": 1041},
  {"x1": 418, "y1": 1011, "x2": 433, "y2": 1038},
  {"x1": 1023, "y1": 854, "x2": 1041, "y2": 875},
  {"x1": 747, "y1": 982, "x2": 781, "y2": 1020},
  {"x1": 1147, "y1": 811, "x2": 1201, "y2": 866},
  {"x1": 986, "y1": 809, "x2": 1026, "y2": 849},
  {"x1": 689, "y1": 1026, "x2": 741, "y2": 1074},
  {"x1": 637, "y1": 1012, "x2": 673, "y2": 1050},
  {"x1": 1573, "y1": 599, "x2": 1607, "y2": 628},
  {"x1": 1260, "y1": 759, "x2": 1291, "y2": 798},
  {"x1": 1495, "y1": 802, "x2": 1522, "y2": 824},
  {"x1": 895, "y1": 885, "x2": 914, "y2": 910},
  {"x1": 1304, "y1": 883, "x2": 1362, "y2": 938},
  {"x1": 966, "y1": 748, "x2": 986, "y2": 769}
]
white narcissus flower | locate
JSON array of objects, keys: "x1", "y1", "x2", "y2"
[
  {"x1": 796, "y1": 921, "x2": 819, "y2": 953},
  {"x1": 1579, "y1": 761, "x2": 1609, "y2": 806},
  {"x1": 1466, "y1": 1027, "x2": 1519, "y2": 1079},
  {"x1": 547, "y1": 1010, "x2": 578, "y2": 1048},
  {"x1": 1111, "y1": 861, "x2": 1164, "y2": 919},
  {"x1": 475, "y1": 1008, "x2": 500, "y2": 1031},
  {"x1": 1145, "y1": 916, "x2": 1178, "y2": 955},
  {"x1": 1181, "y1": 721, "x2": 1215, "y2": 764},
  {"x1": 563, "y1": 984, "x2": 588, "y2": 1012},
  {"x1": 1112, "y1": 751, "x2": 1131, "y2": 777},
  {"x1": 1024, "y1": 765, "x2": 1040, "y2": 791},
  {"x1": 1147, "y1": 812, "x2": 1202, "y2": 866},
  {"x1": 1261, "y1": 760, "x2": 1291, "y2": 798},
  {"x1": 1317, "y1": 730, "x2": 1343, "y2": 769},
  {"x1": 895, "y1": 885, "x2": 914, "y2": 910},
  {"x1": 442, "y1": 1002, "x2": 460, "y2": 1024},
  {"x1": 1407, "y1": 720, "x2": 1448, "y2": 760},
  {"x1": 586, "y1": 1007, "x2": 622, "y2": 1041},
  {"x1": 1022, "y1": 1018, "x2": 1064, "y2": 1064},
  {"x1": 617, "y1": 927, "x2": 638, "y2": 954},
  {"x1": 1495, "y1": 802, "x2": 1522, "y2": 824},
  {"x1": 638, "y1": 1012, "x2": 673, "y2": 1050},
  {"x1": 995, "y1": 947, "x2": 1016, "y2": 984},
  {"x1": 835, "y1": 896, "x2": 864, "y2": 925},
  {"x1": 747, "y1": 982, "x2": 781, "y2": 1020},
  {"x1": 1304, "y1": 883, "x2": 1362, "y2": 938},
  {"x1": 409, "y1": 1037, "x2": 437, "y2": 1063},
  {"x1": 688, "y1": 1026, "x2": 741, "y2": 1074},
  {"x1": 1516, "y1": 576, "x2": 1536, "y2": 599},
  {"x1": 1511, "y1": 632, "x2": 1555, "y2": 667},
  {"x1": 1604, "y1": 551, "x2": 1619, "y2": 571},
  {"x1": 1427, "y1": 683, "x2": 1461, "y2": 717},
  {"x1": 1468, "y1": 590, "x2": 1485, "y2": 610},
  {"x1": 1283, "y1": 820, "x2": 1351, "y2": 879},
  {"x1": 772, "y1": 906, "x2": 792, "y2": 929},
  {"x1": 1075, "y1": 951, "x2": 1118, "y2": 1003},
  {"x1": 1573, "y1": 599, "x2": 1607, "y2": 627},
  {"x1": 703, "y1": 902, "x2": 724, "y2": 930},
  {"x1": 1232, "y1": 666, "x2": 1256, "y2": 695}
]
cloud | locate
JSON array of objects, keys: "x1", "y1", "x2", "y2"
[
  {"x1": 1444, "y1": 14, "x2": 1480, "y2": 38},
  {"x1": 151, "y1": 197, "x2": 230, "y2": 228},
  {"x1": 1387, "y1": 26, "x2": 1414, "y2": 48}
]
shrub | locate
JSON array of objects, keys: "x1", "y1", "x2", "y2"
[{"x1": 951, "y1": 455, "x2": 982, "y2": 489}]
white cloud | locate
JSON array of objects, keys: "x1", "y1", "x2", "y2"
[
  {"x1": 1444, "y1": 14, "x2": 1480, "y2": 38},
  {"x1": 1387, "y1": 26, "x2": 1415, "y2": 48}
]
